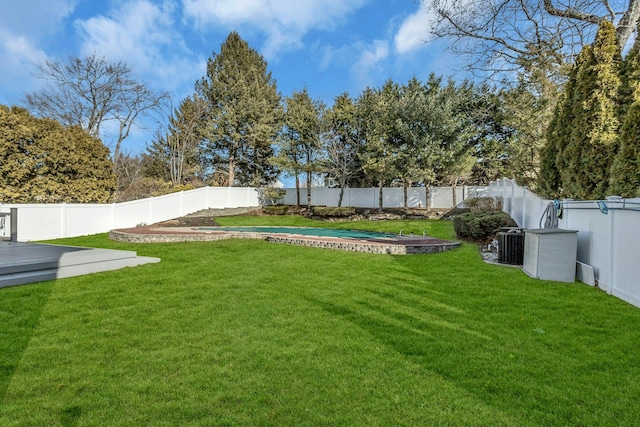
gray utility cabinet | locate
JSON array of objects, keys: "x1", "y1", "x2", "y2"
[{"x1": 523, "y1": 229, "x2": 578, "y2": 283}]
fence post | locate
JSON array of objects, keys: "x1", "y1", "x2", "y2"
[
  {"x1": 61, "y1": 203, "x2": 67, "y2": 238},
  {"x1": 606, "y1": 209, "x2": 617, "y2": 295},
  {"x1": 521, "y1": 186, "x2": 527, "y2": 228},
  {"x1": 10, "y1": 208, "x2": 17, "y2": 242}
]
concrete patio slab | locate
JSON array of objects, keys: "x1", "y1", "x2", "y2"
[{"x1": 0, "y1": 242, "x2": 160, "y2": 288}]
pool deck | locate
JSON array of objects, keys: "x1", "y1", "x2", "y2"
[
  {"x1": 0, "y1": 241, "x2": 160, "y2": 288},
  {"x1": 110, "y1": 226, "x2": 461, "y2": 255}
]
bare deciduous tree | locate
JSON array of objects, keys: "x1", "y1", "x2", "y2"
[
  {"x1": 424, "y1": 0, "x2": 640, "y2": 81},
  {"x1": 149, "y1": 95, "x2": 207, "y2": 185},
  {"x1": 24, "y1": 53, "x2": 169, "y2": 172}
]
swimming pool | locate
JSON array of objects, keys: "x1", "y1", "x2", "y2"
[
  {"x1": 196, "y1": 226, "x2": 397, "y2": 240},
  {"x1": 111, "y1": 224, "x2": 461, "y2": 254}
]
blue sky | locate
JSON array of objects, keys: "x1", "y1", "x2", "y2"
[{"x1": 0, "y1": 0, "x2": 466, "y2": 155}]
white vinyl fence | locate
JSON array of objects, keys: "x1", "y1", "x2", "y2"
[
  {"x1": 490, "y1": 178, "x2": 640, "y2": 308},
  {"x1": 0, "y1": 187, "x2": 260, "y2": 241},
  {"x1": 283, "y1": 186, "x2": 488, "y2": 209},
  {"x1": 0, "y1": 185, "x2": 489, "y2": 242}
]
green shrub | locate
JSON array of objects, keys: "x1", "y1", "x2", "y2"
[
  {"x1": 257, "y1": 187, "x2": 286, "y2": 206},
  {"x1": 464, "y1": 197, "x2": 503, "y2": 212},
  {"x1": 311, "y1": 206, "x2": 356, "y2": 217},
  {"x1": 453, "y1": 211, "x2": 517, "y2": 241},
  {"x1": 263, "y1": 205, "x2": 289, "y2": 215}
]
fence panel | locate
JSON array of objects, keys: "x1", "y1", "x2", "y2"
[
  {"x1": 560, "y1": 205, "x2": 612, "y2": 291},
  {"x1": 610, "y1": 208, "x2": 640, "y2": 306},
  {"x1": 181, "y1": 188, "x2": 209, "y2": 213},
  {"x1": 10, "y1": 205, "x2": 65, "y2": 241},
  {"x1": 149, "y1": 193, "x2": 186, "y2": 224},
  {"x1": 281, "y1": 186, "x2": 490, "y2": 209},
  {"x1": 63, "y1": 205, "x2": 114, "y2": 238},
  {"x1": 2, "y1": 186, "x2": 262, "y2": 241}
]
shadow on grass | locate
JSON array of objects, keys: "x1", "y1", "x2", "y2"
[{"x1": 0, "y1": 282, "x2": 55, "y2": 400}]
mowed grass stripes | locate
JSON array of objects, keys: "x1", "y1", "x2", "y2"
[{"x1": 1, "y1": 217, "x2": 639, "y2": 426}]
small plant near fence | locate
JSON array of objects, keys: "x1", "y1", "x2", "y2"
[
  {"x1": 263, "y1": 205, "x2": 289, "y2": 215},
  {"x1": 464, "y1": 196, "x2": 503, "y2": 212},
  {"x1": 453, "y1": 211, "x2": 516, "y2": 241},
  {"x1": 257, "y1": 187, "x2": 286, "y2": 206},
  {"x1": 310, "y1": 206, "x2": 356, "y2": 218},
  {"x1": 453, "y1": 197, "x2": 513, "y2": 242}
]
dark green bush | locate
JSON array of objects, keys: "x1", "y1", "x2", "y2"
[
  {"x1": 464, "y1": 197, "x2": 503, "y2": 212},
  {"x1": 263, "y1": 205, "x2": 289, "y2": 215},
  {"x1": 311, "y1": 206, "x2": 356, "y2": 217},
  {"x1": 453, "y1": 211, "x2": 517, "y2": 241}
]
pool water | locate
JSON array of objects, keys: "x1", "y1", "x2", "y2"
[{"x1": 197, "y1": 226, "x2": 397, "y2": 240}]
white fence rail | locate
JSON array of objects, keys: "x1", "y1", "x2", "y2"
[
  {"x1": 0, "y1": 185, "x2": 490, "y2": 242},
  {"x1": 489, "y1": 178, "x2": 640, "y2": 308},
  {"x1": 283, "y1": 186, "x2": 488, "y2": 209},
  {"x1": 0, "y1": 187, "x2": 260, "y2": 241}
]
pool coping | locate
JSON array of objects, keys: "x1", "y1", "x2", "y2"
[{"x1": 110, "y1": 226, "x2": 461, "y2": 255}]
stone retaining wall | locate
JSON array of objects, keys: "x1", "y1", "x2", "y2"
[{"x1": 110, "y1": 229, "x2": 460, "y2": 255}]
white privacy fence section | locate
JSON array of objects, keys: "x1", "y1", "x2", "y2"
[
  {"x1": 0, "y1": 187, "x2": 260, "y2": 241},
  {"x1": 1, "y1": 185, "x2": 491, "y2": 241},
  {"x1": 490, "y1": 178, "x2": 640, "y2": 308},
  {"x1": 283, "y1": 186, "x2": 488, "y2": 209}
]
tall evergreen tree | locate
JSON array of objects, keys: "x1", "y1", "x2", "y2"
[
  {"x1": 609, "y1": 101, "x2": 640, "y2": 197},
  {"x1": 539, "y1": 47, "x2": 590, "y2": 198},
  {"x1": 539, "y1": 93, "x2": 565, "y2": 198},
  {"x1": 274, "y1": 88, "x2": 324, "y2": 207},
  {"x1": 610, "y1": 33, "x2": 640, "y2": 197},
  {"x1": 543, "y1": 20, "x2": 622, "y2": 199},
  {"x1": 323, "y1": 92, "x2": 361, "y2": 207},
  {"x1": 356, "y1": 81, "x2": 401, "y2": 212},
  {"x1": 146, "y1": 95, "x2": 207, "y2": 185},
  {"x1": 195, "y1": 32, "x2": 282, "y2": 187},
  {"x1": 563, "y1": 21, "x2": 621, "y2": 199}
]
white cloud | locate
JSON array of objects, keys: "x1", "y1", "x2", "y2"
[
  {"x1": 0, "y1": 0, "x2": 77, "y2": 103},
  {"x1": 0, "y1": 31, "x2": 49, "y2": 103},
  {"x1": 393, "y1": 7, "x2": 433, "y2": 54},
  {"x1": 74, "y1": 0, "x2": 201, "y2": 94},
  {"x1": 0, "y1": 0, "x2": 77, "y2": 37},
  {"x1": 351, "y1": 39, "x2": 389, "y2": 89},
  {"x1": 182, "y1": 0, "x2": 367, "y2": 59}
]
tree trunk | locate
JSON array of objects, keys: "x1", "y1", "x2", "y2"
[
  {"x1": 338, "y1": 176, "x2": 348, "y2": 207},
  {"x1": 425, "y1": 183, "x2": 432, "y2": 210},
  {"x1": 452, "y1": 178, "x2": 458, "y2": 207},
  {"x1": 616, "y1": 1, "x2": 640, "y2": 49},
  {"x1": 378, "y1": 179, "x2": 384, "y2": 213},
  {"x1": 295, "y1": 175, "x2": 300, "y2": 207},
  {"x1": 228, "y1": 153, "x2": 236, "y2": 187},
  {"x1": 403, "y1": 180, "x2": 408, "y2": 209},
  {"x1": 306, "y1": 170, "x2": 312, "y2": 209}
]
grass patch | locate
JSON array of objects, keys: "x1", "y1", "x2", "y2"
[{"x1": 2, "y1": 217, "x2": 640, "y2": 425}]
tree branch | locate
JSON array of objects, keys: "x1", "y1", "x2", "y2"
[{"x1": 542, "y1": 0, "x2": 602, "y2": 24}]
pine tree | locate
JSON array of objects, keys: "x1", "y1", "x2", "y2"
[
  {"x1": 609, "y1": 101, "x2": 640, "y2": 197},
  {"x1": 609, "y1": 32, "x2": 640, "y2": 197},
  {"x1": 356, "y1": 81, "x2": 401, "y2": 212},
  {"x1": 324, "y1": 92, "x2": 361, "y2": 207},
  {"x1": 146, "y1": 95, "x2": 207, "y2": 185},
  {"x1": 540, "y1": 46, "x2": 588, "y2": 198},
  {"x1": 562, "y1": 21, "x2": 621, "y2": 199},
  {"x1": 617, "y1": 32, "x2": 640, "y2": 117},
  {"x1": 274, "y1": 88, "x2": 324, "y2": 207},
  {"x1": 539, "y1": 93, "x2": 564, "y2": 198},
  {"x1": 196, "y1": 32, "x2": 282, "y2": 187}
]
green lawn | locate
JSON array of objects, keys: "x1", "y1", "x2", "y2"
[{"x1": 2, "y1": 217, "x2": 639, "y2": 426}]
